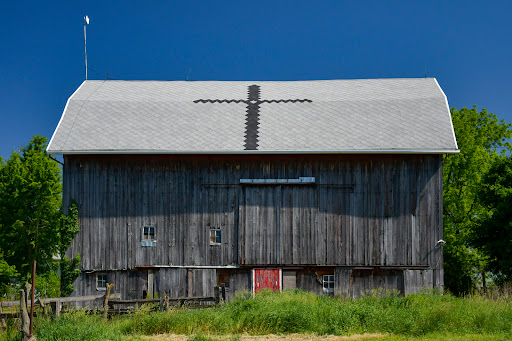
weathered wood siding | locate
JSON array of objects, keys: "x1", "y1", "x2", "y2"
[
  {"x1": 64, "y1": 154, "x2": 443, "y2": 271},
  {"x1": 71, "y1": 268, "x2": 215, "y2": 300},
  {"x1": 403, "y1": 269, "x2": 443, "y2": 295},
  {"x1": 296, "y1": 269, "x2": 327, "y2": 296},
  {"x1": 71, "y1": 270, "x2": 146, "y2": 302},
  {"x1": 335, "y1": 268, "x2": 405, "y2": 298}
]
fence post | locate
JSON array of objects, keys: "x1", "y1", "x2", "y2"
[
  {"x1": 214, "y1": 286, "x2": 220, "y2": 304},
  {"x1": 221, "y1": 284, "x2": 226, "y2": 302},
  {"x1": 159, "y1": 295, "x2": 164, "y2": 312},
  {"x1": 24, "y1": 284, "x2": 31, "y2": 312},
  {"x1": 0, "y1": 303, "x2": 6, "y2": 333},
  {"x1": 187, "y1": 269, "x2": 193, "y2": 298},
  {"x1": 50, "y1": 300, "x2": 60, "y2": 318},
  {"x1": 39, "y1": 296, "x2": 49, "y2": 317},
  {"x1": 164, "y1": 292, "x2": 170, "y2": 311},
  {"x1": 103, "y1": 283, "x2": 114, "y2": 321},
  {"x1": 20, "y1": 289, "x2": 30, "y2": 340}
]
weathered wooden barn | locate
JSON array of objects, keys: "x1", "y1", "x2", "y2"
[{"x1": 47, "y1": 78, "x2": 458, "y2": 299}]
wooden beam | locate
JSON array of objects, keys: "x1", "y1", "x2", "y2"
[{"x1": 0, "y1": 293, "x2": 120, "y2": 307}]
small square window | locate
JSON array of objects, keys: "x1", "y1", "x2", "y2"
[
  {"x1": 97, "y1": 274, "x2": 107, "y2": 290},
  {"x1": 323, "y1": 274, "x2": 334, "y2": 294},
  {"x1": 143, "y1": 226, "x2": 156, "y2": 240},
  {"x1": 210, "y1": 229, "x2": 221, "y2": 245}
]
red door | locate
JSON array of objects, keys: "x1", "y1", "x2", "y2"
[{"x1": 253, "y1": 269, "x2": 281, "y2": 293}]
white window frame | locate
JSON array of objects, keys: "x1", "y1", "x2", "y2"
[
  {"x1": 210, "y1": 229, "x2": 222, "y2": 245},
  {"x1": 142, "y1": 226, "x2": 156, "y2": 241},
  {"x1": 322, "y1": 274, "x2": 334, "y2": 294},
  {"x1": 96, "y1": 273, "x2": 107, "y2": 291}
]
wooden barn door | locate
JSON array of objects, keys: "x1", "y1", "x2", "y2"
[
  {"x1": 239, "y1": 186, "x2": 281, "y2": 265},
  {"x1": 253, "y1": 268, "x2": 282, "y2": 293},
  {"x1": 239, "y1": 184, "x2": 318, "y2": 265}
]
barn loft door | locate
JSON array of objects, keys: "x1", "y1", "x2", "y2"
[{"x1": 239, "y1": 185, "x2": 318, "y2": 265}]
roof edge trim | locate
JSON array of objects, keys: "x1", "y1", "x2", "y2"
[
  {"x1": 434, "y1": 78, "x2": 459, "y2": 150},
  {"x1": 47, "y1": 149, "x2": 460, "y2": 155},
  {"x1": 47, "y1": 81, "x2": 87, "y2": 151}
]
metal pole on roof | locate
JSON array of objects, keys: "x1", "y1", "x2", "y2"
[{"x1": 84, "y1": 15, "x2": 90, "y2": 80}]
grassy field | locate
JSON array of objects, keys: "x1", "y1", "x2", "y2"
[{"x1": 1, "y1": 290, "x2": 511, "y2": 340}]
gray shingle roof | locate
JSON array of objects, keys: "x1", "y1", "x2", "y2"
[{"x1": 47, "y1": 78, "x2": 458, "y2": 154}]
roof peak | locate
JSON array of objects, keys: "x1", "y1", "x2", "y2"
[{"x1": 82, "y1": 77, "x2": 438, "y2": 83}]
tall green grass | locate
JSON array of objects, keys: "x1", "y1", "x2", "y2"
[
  {"x1": 1, "y1": 290, "x2": 511, "y2": 340},
  {"x1": 121, "y1": 290, "x2": 512, "y2": 337},
  {"x1": 119, "y1": 291, "x2": 512, "y2": 336},
  {"x1": 35, "y1": 309, "x2": 125, "y2": 341}
]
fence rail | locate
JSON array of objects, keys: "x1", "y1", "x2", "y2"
[
  {"x1": 110, "y1": 296, "x2": 216, "y2": 305},
  {"x1": 107, "y1": 296, "x2": 218, "y2": 315},
  {"x1": 0, "y1": 293, "x2": 121, "y2": 308},
  {"x1": 0, "y1": 285, "x2": 225, "y2": 338},
  {"x1": 0, "y1": 285, "x2": 225, "y2": 320}
]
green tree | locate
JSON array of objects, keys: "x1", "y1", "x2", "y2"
[
  {"x1": 0, "y1": 136, "x2": 82, "y2": 297},
  {"x1": 443, "y1": 106, "x2": 512, "y2": 294},
  {"x1": 0, "y1": 252, "x2": 18, "y2": 295},
  {"x1": 474, "y1": 156, "x2": 512, "y2": 283},
  {"x1": 34, "y1": 268, "x2": 61, "y2": 298},
  {"x1": 59, "y1": 201, "x2": 81, "y2": 296},
  {"x1": 0, "y1": 136, "x2": 62, "y2": 281}
]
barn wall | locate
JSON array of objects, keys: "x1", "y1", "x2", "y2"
[
  {"x1": 155, "y1": 268, "x2": 187, "y2": 298},
  {"x1": 225, "y1": 270, "x2": 252, "y2": 301},
  {"x1": 63, "y1": 154, "x2": 443, "y2": 275},
  {"x1": 403, "y1": 269, "x2": 444, "y2": 295},
  {"x1": 70, "y1": 268, "x2": 216, "y2": 301},
  {"x1": 335, "y1": 268, "x2": 405, "y2": 298},
  {"x1": 70, "y1": 270, "x2": 146, "y2": 303}
]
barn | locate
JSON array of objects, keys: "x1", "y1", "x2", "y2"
[{"x1": 47, "y1": 78, "x2": 458, "y2": 300}]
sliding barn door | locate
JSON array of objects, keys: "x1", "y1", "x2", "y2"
[
  {"x1": 239, "y1": 185, "x2": 318, "y2": 265},
  {"x1": 239, "y1": 186, "x2": 281, "y2": 265}
]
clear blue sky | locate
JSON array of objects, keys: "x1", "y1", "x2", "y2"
[{"x1": 1, "y1": 1, "x2": 511, "y2": 159}]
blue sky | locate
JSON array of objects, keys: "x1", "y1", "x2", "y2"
[{"x1": 1, "y1": 1, "x2": 511, "y2": 159}]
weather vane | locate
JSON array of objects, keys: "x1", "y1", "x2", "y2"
[{"x1": 84, "y1": 15, "x2": 90, "y2": 80}]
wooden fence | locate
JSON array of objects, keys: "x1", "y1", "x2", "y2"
[
  {"x1": 107, "y1": 285, "x2": 225, "y2": 315},
  {"x1": 0, "y1": 293, "x2": 121, "y2": 318},
  {"x1": 0, "y1": 285, "x2": 225, "y2": 319},
  {"x1": 0, "y1": 285, "x2": 226, "y2": 340}
]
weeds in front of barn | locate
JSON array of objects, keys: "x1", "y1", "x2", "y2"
[
  {"x1": 122, "y1": 289, "x2": 512, "y2": 337},
  {"x1": 1, "y1": 290, "x2": 512, "y2": 341}
]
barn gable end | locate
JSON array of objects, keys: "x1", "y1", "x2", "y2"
[{"x1": 49, "y1": 79, "x2": 457, "y2": 300}]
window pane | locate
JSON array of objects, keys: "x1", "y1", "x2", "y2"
[
  {"x1": 210, "y1": 229, "x2": 221, "y2": 244},
  {"x1": 323, "y1": 275, "x2": 334, "y2": 293},
  {"x1": 97, "y1": 274, "x2": 107, "y2": 289},
  {"x1": 143, "y1": 226, "x2": 156, "y2": 240}
]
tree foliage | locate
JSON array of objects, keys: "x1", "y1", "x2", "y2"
[
  {"x1": 443, "y1": 106, "x2": 512, "y2": 294},
  {"x1": 0, "y1": 252, "x2": 17, "y2": 295},
  {"x1": 0, "y1": 135, "x2": 81, "y2": 296},
  {"x1": 0, "y1": 135, "x2": 62, "y2": 279},
  {"x1": 474, "y1": 156, "x2": 512, "y2": 283},
  {"x1": 60, "y1": 201, "x2": 81, "y2": 296},
  {"x1": 34, "y1": 268, "x2": 61, "y2": 298}
]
